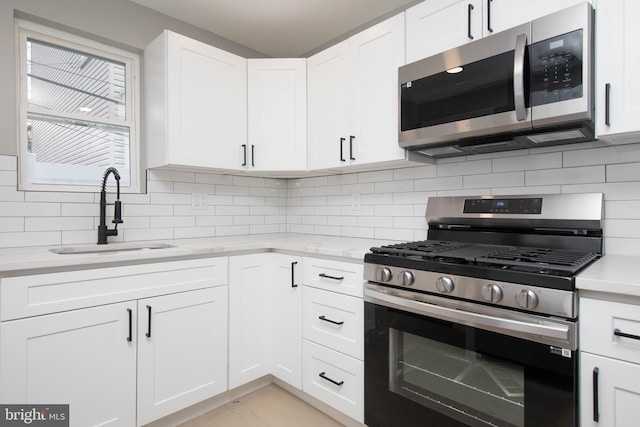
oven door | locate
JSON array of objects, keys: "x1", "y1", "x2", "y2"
[{"x1": 365, "y1": 289, "x2": 577, "y2": 427}]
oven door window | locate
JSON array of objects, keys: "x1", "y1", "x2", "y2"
[{"x1": 390, "y1": 329, "x2": 524, "y2": 427}]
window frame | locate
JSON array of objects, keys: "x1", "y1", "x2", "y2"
[{"x1": 15, "y1": 19, "x2": 141, "y2": 193}]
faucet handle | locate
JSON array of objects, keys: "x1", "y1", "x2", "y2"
[{"x1": 113, "y1": 200, "x2": 124, "y2": 224}]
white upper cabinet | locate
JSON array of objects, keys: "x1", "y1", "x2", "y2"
[
  {"x1": 307, "y1": 40, "x2": 350, "y2": 170},
  {"x1": 248, "y1": 59, "x2": 307, "y2": 173},
  {"x1": 145, "y1": 30, "x2": 247, "y2": 170},
  {"x1": 406, "y1": 0, "x2": 482, "y2": 63},
  {"x1": 308, "y1": 13, "x2": 407, "y2": 170},
  {"x1": 406, "y1": 0, "x2": 589, "y2": 63},
  {"x1": 349, "y1": 13, "x2": 407, "y2": 166},
  {"x1": 595, "y1": 0, "x2": 640, "y2": 143}
]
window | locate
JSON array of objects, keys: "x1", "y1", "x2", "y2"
[{"x1": 16, "y1": 20, "x2": 140, "y2": 192}]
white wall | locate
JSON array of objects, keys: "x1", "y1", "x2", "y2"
[{"x1": 3, "y1": 140, "x2": 640, "y2": 255}]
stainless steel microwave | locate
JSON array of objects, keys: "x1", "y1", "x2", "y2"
[{"x1": 399, "y1": 2, "x2": 595, "y2": 158}]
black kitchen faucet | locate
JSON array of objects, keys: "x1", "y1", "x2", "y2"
[{"x1": 97, "y1": 167, "x2": 123, "y2": 244}]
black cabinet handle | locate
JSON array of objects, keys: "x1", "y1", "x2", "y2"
[
  {"x1": 127, "y1": 308, "x2": 133, "y2": 342},
  {"x1": 349, "y1": 136, "x2": 355, "y2": 160},
  {"x1": 251, "y1": 145, "x2": 255, "y2": 167},
  {"x1": 467, "y1": 4, "x2": 474, "y2": 40},
  {"x1": 146, "y1": 305, "x2": 152, "y2": 338},
  {"x1": 593, "y1": 367, "x2": 599, "y2": 422},
  {"x1": 339, "y1": 137, "x2": 346, "y2": 162},
  {"x1": 319, "y1": 315, "x2": 344, "y2": 326},
  {"x1": 241, "y1": 144, "x2": 247, "y2": 166},
  {"x1": 614, "y1": 328, "x2": 640, "y2": 341},
  {"x1": 319, "y1": 273, "x2": 344, "y2": 281},
  {"x1": 291, "y1": 261, "x2": 298, "y2": 288},
  {"x1": 487, "y1": 0, "x2": 493, "y2": 33},
  {"x1": 605, "y1": 83, "x2": 611, "y2": 126},
  {"x1": 319, "y1": 372, "x2": 344, "y2": 386}
]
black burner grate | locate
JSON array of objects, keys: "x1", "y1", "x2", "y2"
[{"x1": 477, "y1": 247, "x2": 599, "y2": 274}]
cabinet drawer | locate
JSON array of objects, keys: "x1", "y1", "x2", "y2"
[
  {"x1": 1, "y1": 257, "x2": 228, "y2": 321},
  {"x1": 302, "y1": 286, "x2": 363, "y2": 360},
  {"x1": 302, "y1": 339, "x2": 364, "y2": 423},
  {"x1": 303, "y1": 257, "x2": 363, "y2": 297},
  {"x1": 581, "y1": 297, "x2": 640, "y2": 362}
]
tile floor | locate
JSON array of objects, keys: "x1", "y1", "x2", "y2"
[{"x1": 179, "y1": 384, "x2": 344, "y2": 427}]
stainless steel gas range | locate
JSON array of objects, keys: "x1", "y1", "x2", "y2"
[{"x1": 364, "y1": 193, "x2": 603, "y2": 427}]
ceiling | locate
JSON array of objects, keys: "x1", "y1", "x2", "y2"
[{"x1": 128, "y1": 0, "x2": 421, "y2": 57}]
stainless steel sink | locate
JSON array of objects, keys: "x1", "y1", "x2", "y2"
[{"x1": 50, "y1": 242, "x2": 177, "y2": 255}]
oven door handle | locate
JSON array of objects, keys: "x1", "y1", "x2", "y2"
[{"x1": 365, "y1": 288, "x2": 575, "y2": 349}]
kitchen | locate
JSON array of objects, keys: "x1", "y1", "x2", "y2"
[{"x1": 0, "y1": 0, "x2": 639, "y2": 426}]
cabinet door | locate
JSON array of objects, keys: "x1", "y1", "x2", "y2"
[
  {"x1": 406, "y1": 0, "x2": 482, "y2": 63},
  {"x1": 595, "y1": 0, "x2": 640, "y2": 141},
  {"x1": 307, "y1": 40, "x2": 350, "y2": 169},
  {"x1": 0, "y1": 302, "x2": 136, "y2": 427},
  {"x1": 483, "y1": 0, "x2": 586, "y2": 36},
  {"x1": 248, "y1": 59, "x2": 307, "y2": 172},
  {"x1": 166, "y1": 31, "x2": 246, "y2": 170},
  {"x1": 137, "y1": 287, "x2": 228, "y2": 425},
  {"x1": 349, "y1": 13, "x2": 406, "y2": 166},
  {"x1": 271, "y1": 254, "x2": 303, "y2": 389},
  {"x1": 580, "y1": 352, "x2": 640, "y2": 427},
  {"x1": 229, "y1": 254, "x2": 273, "y2": 389}
]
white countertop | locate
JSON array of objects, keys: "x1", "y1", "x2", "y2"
[
  {"x1": 0, "y1": 233, "x2": 398, "y2": 275},
  {"x1": 577, "y1": 255, "x2": 640, "y2": 297}
]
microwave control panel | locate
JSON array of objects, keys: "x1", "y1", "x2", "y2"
[{"x1": 530, "y1": 29, "x2": 583, "y2": 106}]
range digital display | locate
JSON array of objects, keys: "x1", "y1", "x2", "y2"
[{"x1": 463, "y1": 198, "x2": 542, "y2": 214}]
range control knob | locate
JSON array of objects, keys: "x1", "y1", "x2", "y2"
[
  {"x1": 399, "y1": 271, "x2": 415, "y2": 286},
  {"x1": 435, "y1": 276, "x2": 455, "y2": 293},
  {"x1": 516, "y1": 289, "x2": 539, "y2": 309},
  {"x1": 481, "y1": 284, "x2": 503, "y2": 303},
  {"x1": 377, "y1": 267, "x2": 393, "y2": 282}
]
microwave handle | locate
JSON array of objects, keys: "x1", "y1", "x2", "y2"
[{"x1": 514, "y1": 33, "x2": 528, "y2": 121}]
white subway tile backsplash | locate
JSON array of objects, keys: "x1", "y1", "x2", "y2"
[
  {"x1": 2, "y1": 139, "x2": 640, "y2": 254},
  {"x1": 0, "y1": 156, "x2": 17, "y2": 171},
  {"x1": 463, "y1": 172, "x2": 524, "y2": 189},
  {"x1": 358, "y1": 170, "x2": 394, "y2": 183},
  {"x1": 0, "y1": 171, "x2": 18, "y2": 186},
  {"x1": 437, "y1": 159, "x2": 491, "y2": 177},
  {"x1": 0, "y1": 218, "x2": 24, "y2": 232},
  {"x1": 25, "y1": 217, "x2": 93, "y2": 232},
  {"x1": 526, "y1": 166, "x2": 605, "y2": 186},
  {"x1": 492, "y1": 152, "x2": 562, "y2": 172},
  {"x1": 607, "y1": 163, "x2": 640, "y2": 182}
]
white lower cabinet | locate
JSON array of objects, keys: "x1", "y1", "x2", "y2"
[
  {"x1": 301, "y1": 256, "x2": 365, "y2": 423},
  {"x1": 229, "y1": 253, "x2": 303, "y2": 390},
  {"x1": 137, "y1": 287, "x2": 228, "y2": 425},
  {"x1": 0, "y1": 257, "x2": 229, "y2": 427},
  {"x1": 302, "y1": 340, "x2": 364, "y2": 422},
  {"x1": 580, "y1": 352, "x2": 640, "y2": 427},
  {"x1": 271, "y1": 254, "x2": 303, "y2": 389},
  {"x1": 0, "y1": 302, "x2": 137, "y2": 426},
  {"x1": 580, "y1": 296, "x2": 640, "y2": 427}
]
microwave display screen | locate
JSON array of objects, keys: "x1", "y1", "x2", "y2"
[{"x1": 530, "y1": 29, "x2": 583, "y2": 106}]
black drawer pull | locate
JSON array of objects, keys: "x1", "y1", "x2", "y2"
[
  {"x1": 291, "y1": 261, "x2": 298, "y2": 288},
  {"x1": 146, "y1": 305, "x2": 152, "y2": 338},
  {"x1": 614, "y1": 328, "x2": 640, "y2": 341},
  {"x1": 126, "y1": 308, "x2": 133, "y2": 342},
  {"x1": 593, "y1": 367, "x2": 599, "y2": 422},
  {"x1": 319, "y1": 372, "x2": 344, "y2": 386},
  {"x1": 319, "y1": 315, "x2": 344, "y2": 326},
  {"x1": 319, "y1": 273, "x2": 344, "y2": 281}
]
